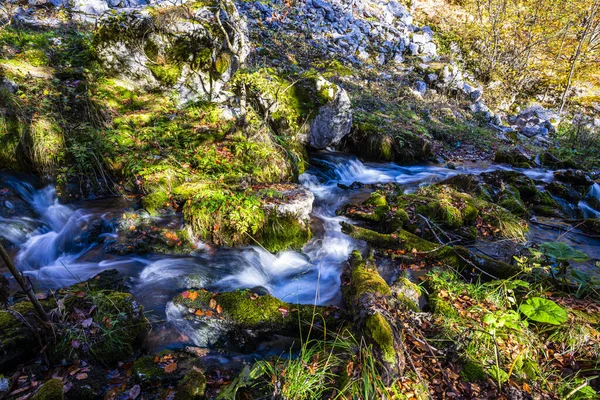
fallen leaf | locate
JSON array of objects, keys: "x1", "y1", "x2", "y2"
[
  {"x1": 75, "y1": 373, "x2": 88, "y2": 380},
  {"x1": 209, "y1": 298, "x2": 217, "y2": 309},
  {"x1": 195, "y1": 309, "x2": 204, "y2": 316},
  {"x1": 189, "y1": 291, "x2": 199, "y2": 301},
  {"x1": 216, "y1": 304, "x2": 223, "y2": 314},
  {"x1": 81, "y1": 318, "x2": 93, "y2": 328},
  {"x1": 164, "y1": 363, "x2": 177, "y2": 374},
  {"x1": 182, "y1": 291, "x2": 191, "y2": 299}
]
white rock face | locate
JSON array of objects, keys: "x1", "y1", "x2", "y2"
[
  {"x1": 308, "y1": 79, "x2": 353, "y2": 150},
  {"x1": 263, "y1": 186, "x2": 314, "y2": 224},
  {"x1": 96, "y1": 1, "x2": 248, "y2": 104}
]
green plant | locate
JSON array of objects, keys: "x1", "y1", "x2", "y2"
[{"x1": 519, "y1": 297, "x2": 568, "y2": 325}]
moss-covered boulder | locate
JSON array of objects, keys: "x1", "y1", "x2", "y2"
[
  {"x1": 95, "y1": 1, "x2": 248, "y2": 104},
  {"x1": 133, "y1": 355, "x2": 168, "y2": 386},
  {"x1": 547, "y1": 182, "x2": 582, "y2": 204},
  {"x1": 171, "y1": 288, "x2": 346, "y2": 348},
  {"x1": 43, "y1": 270, "x2": 149, "y2": 365},
  {"x1": 553, "y1": 170, "x2": 593, "y2": 186},
  {"x1": 183, "y1": 183, "x2": 313, "y2": 253},
  {"x1": 344, "y1": 184, "x2": 528, "y2": 242},
  {"x1": 494, "y1": 147, "x2": 533, "y2": 168},
  {"x1": 174, "y1": 368, "x2": 207, "y2": 400},
  {"x1": 345, "y1": 113, "x2": 432, "y2": 164},
  {"x1": 0, "y1": 301, "x2": 38, "y2": 368},
  {"x1": 340, "y1": 223, "x2": 522, "y2": 279},
  {"x1": 31, "y1": 379, "x2": 64, "y2": 400}
]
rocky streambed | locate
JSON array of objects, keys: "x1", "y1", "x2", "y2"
[{"x1": 1, "y1": 152, "x2": 600, "y2": 398}]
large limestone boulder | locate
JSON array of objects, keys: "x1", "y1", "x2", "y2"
[
  {"x1": 308, "y1": 78, "x2": 353, "y2": 149},
  {"x1": 95, "y1": 0, "x2": 249, "y2": 103}
]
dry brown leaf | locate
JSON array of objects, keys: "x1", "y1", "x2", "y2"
[{"x1": 164, "y1": 363, "x2": 177, "y2": 374}]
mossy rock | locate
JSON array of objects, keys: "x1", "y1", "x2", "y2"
[
  {"x1": 365, "y1": 192, "x2": 388, "y2": 207},
  {"x1": 141, "y1": 190, "x2": 171, "y2": 215},
  {"x1": 49, "y1": 272, "x2": 148, "y2": 365},
  {"x1": 494, "y1": 148, "x2": 532, "y2": 168},
  {"x1": 0, "y1": 301, "x2": 38, "y2": 368},
  {"x1": 425, "y1": 199, "x2": 463, "y2": 228},
  {"x1": 347, "y1": 113, "x2": 432, "y2": 164},
  {"x1": 174, "y1": 368, "x2": 207, "y2": 400},
  {"x1": 261, "y1": 212, "x2": 312, "y2": 253},
  {"x1": 31, "y1": 379, "x2": 64, "y2": 400},
  {"x1": 172, "y1": 289, "x2": 345, "y2": 335},
  {"x1": 133, "y1": 356, "x2": 168, "y2": 386},
  {"x1": 547, "y1": 182, "x2": 581, "y2": 203},
  {"x1": 498, "y1": 189, "x2": 528, "y2": 217},
  {"x1": 390, "y1": 209, "x2": 410, "y2": 230}
]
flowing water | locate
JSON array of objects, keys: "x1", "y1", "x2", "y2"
[{"x1": 2, "y1": 152, "x2": 600, "y2": 352}]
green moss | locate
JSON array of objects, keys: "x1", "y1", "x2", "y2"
[
  {"x1": 498, "y1": 196, "x2": 528, "y2": 217},
  {"x1": 365, "y1": 192, "x2": 387, "y2": 207},
  {"x1": 261, "y1": 212, "x2": 312, "y2": 253},
  {"x1": 365, "y1": 313, "x2": 397, "y2": 365},
  {"x1": 494, "y1": 148, "x2": 532, "y2": 168},
  {"x1": 461, "y1": 361, "x2": 487, "y2": 382},
  {"x1": 175, "y1": 369, "x2": 207, "y2": 400},
  {"x1": 184, "y1": 189, "x2": 265, "y2": 247},
  {"x1": 173, "y1": 289, "x2": 336, "y2": 333},
  {"x1": 133, "y1": 356, "x2": 167, "y2": 385},
  {"x1": 427, "y1": 199, "x2": 463, "y2": 228},
  {"x1": 148, "y1": 63, "x2": 182, "y2": 86},
  {"x1": 214, "y1": 52, "x2": 232, "y2": 75},
  {"x1": 392, "y1": 277, "x2": 420, "y2": 312},
  {"x1": 31, "y1": 379, "x2": 63, "y2": 400},
  {"x1": 391, "y1": 209, "x2": 410, "y2": 230},
  {"x1": 141, "y1": 190, "x2": 170, "y2": 215}
]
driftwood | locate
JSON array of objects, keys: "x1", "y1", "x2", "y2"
[
  {"x1": 341, "y1": 251, "x2": 421, "y2": 384},
  {"x1": 0, "y1": 243, "x2": 49, "y2": 322}
]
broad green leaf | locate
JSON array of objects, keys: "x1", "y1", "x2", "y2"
[
  {"x1": 519, "y1": 297, "x2": 568, "y2": 325},
  {"x1": 487, "y1": 366, "x2": 509, "y2": 383},
  {"x1": 539, "y1": 242, "x2": 588, "y2": 262}
]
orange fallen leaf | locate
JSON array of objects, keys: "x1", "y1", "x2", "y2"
[
  {"x1": 216, "y1": 304, "x2": 223, "y2": 314},
  {"x1": 189, "y1": 291, "x2": 199, "y2": 301},
  {"x1": 209, "y1": 298, "x2": 217, "y2": 309},
  {"x1": 195, "y1": 309, "x2": 205, "y2": 316},
  {"x1": 164, "y1": 363, "x2": 177, "y2": 374}
]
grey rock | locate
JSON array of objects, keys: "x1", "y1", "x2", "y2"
[
  {"x1": 421, "y1": 42, "x2": 437, "y2": 57},
  {"x1": 414, "y1": 80, "x2": 427, "y2": 96},
  {"x1": 0, "y1": 377, "x2": 10, "y2": 397},
  {"x1": 308, "y1": 79, "x2": 353, "y2": 150},
  {"x1": 0, "y1": 78, "x2": 18, "y2": 94},
  {"x1": 409, "y1": 42, "x2": 419, "y2": 55}
]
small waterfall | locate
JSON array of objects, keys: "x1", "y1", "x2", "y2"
[
  {"x1": 578, "y1": 183, "x2": 600, "y2": 218},
  {"x1": 587, "y1": 183, "x2": 600, "y2": 201}
]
